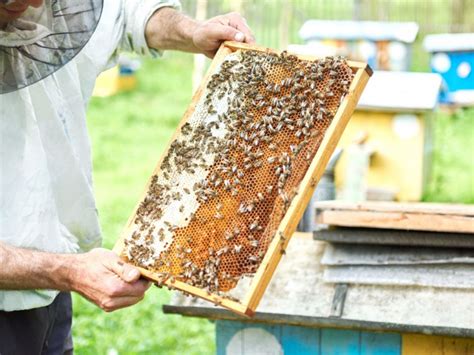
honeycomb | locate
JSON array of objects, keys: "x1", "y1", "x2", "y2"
[{"x1": 122, "y1": 48, "x2": 354, "y2": 299}]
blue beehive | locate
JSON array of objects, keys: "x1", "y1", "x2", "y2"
[{"x1": 423, "y1": 33, "x2": 474, "y2": 106}]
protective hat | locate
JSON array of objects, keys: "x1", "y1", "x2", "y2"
[{"x1": 0, "y1": 0, "x2": 103, "y2": 94}]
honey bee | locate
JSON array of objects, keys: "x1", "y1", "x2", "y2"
[
  {"x1": 247, "y1": 202, "x2": 255, "y2": 212},
  {"x1": 250, "y1": 240, "x2": 259, "y2": 248},
  {"x1": 225, "y1": 230, "x2": 233, "y2": 240},
  {"x1": 249, "y1": 219, "x2": 260, "y2": 231}
]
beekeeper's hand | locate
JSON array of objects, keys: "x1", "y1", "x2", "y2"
[
  {"x1": 146, "y1": 7, "x2": 255, "y2": 58},
  {"x1": 70, "y1": 248, "x2": 151, "y2": 312},
  {"x1": 192, "y1": 12, "x2": 255, "y2": 57},
  {"x1": 0, "y1": 242, "x2": 150, "y2": 312}
]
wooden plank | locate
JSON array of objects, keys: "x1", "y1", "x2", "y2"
[
  {"x1": 316, "y1": 209, "x2": 474, "y2": 233},
  {"x1": 245, "y1": 323, "x2": 282, "y2": 350},
  {"x1": 280, "y1": 325, "x2": 320, "y2": 354},
  {"x1": 321, "y1": 243, "x2": 474, "y2": 266},
  {"x1": 402, "y1": 334, "x2": 443, "y2": 355},
  {"x1": 442, "y1": 336, "x2": 474, "y2": 355},
  {"x1": 216, "y1": 320, "x2": 243, "y2": 355},
  {"x1": 218, "y1": 321, "x2": 284, "y2": 354},
  {"x1": 138, "y1": 267, "x2": 250, "y2": 316},
  {"x1": 315, "y1": 200, "x2": 474, "y2": 216},
  {"x1": 225, "y1": 41, "x2": 275, "y2": 53},
  {"x1": 225, "y1": 41, "x2": 372, "y2": 74},
  {"x1": 244, "y1": 64, "x2": 371, "y2": 311},
  {"x1": 321, "y1": 328, "x2": 360, "y2": 354},
  {"x1": 361, "y1": 332, "x2": 401, "y2": 355},
  {"x1": 324, "y1": 265, "x2": 474, "y2": 289},
  {"x1": 402, "y1": 334, "x2": 474, "y2": 355},
  {"x1": 163, "y1": 305, "x2": 474, "y2": 338},
  {"x1": 313, "y1": 228, "x2": 474, "y2": 248}
]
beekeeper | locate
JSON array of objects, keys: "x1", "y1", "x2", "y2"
[{"x1": 0, "y1": 0, "x2": 254, "y2": 353}]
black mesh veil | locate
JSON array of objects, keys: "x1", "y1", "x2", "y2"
[{"x1": 0, "y1": 0, "x2": 103, "y2": 94}]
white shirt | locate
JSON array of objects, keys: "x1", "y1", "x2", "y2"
[{"x1": 0, "y1": 0, "x2": 180, "y2": 311}]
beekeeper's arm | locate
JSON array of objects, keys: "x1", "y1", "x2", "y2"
[
  {"x1": 82, "y1": 0, "x2": 255, "y2": 78},
  {"x1": 145, "y1": 7, "x2": 255, "y2": 58},
  {"x1": 0, "y1": 242, "x2": 149, "y2": 312}
]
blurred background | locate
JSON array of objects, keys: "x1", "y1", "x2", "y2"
[{"x1": 74, "y1": 0, "x2": 474, "y2": 353}]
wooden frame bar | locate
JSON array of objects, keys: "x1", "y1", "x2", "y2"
[{"x1": 114, "y1": 41, "x2": 372, "y2": 317}]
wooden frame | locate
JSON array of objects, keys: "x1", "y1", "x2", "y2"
[{"x1": 114, "y1": 41, "x2": 372, "y2": 317}]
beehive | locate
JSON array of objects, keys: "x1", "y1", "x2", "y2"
[{"x1": 114, "y1": 42, "x2": 371, "y2": 316}]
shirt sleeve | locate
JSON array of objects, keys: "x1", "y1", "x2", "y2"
[
  {"x1": 79, "y1": 0, "x2": 181, "y2": 76},
  {"x1": 119, "y1": 0, "x2": 182, "y2": 57}
]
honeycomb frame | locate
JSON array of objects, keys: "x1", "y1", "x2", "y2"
[{"x1": 113, "y1": 41, "x2": 372, "y2": 317}]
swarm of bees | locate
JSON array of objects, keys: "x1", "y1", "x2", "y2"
[{"x1": 123, "y1": 49, "x2": 354, "y2": 298}]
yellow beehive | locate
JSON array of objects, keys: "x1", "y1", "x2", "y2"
[
  {"x1": 92, "y1": 65, "x2": 137, "y2": 97},
  {"x1": 335, "y1": 71, "x2": 442, "y2": 202}
]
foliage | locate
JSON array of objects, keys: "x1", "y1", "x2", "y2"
[{"x1": 424, "y1": 108, "x2": 474, "y2": 204}]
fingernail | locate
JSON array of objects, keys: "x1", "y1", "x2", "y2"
[
  {"x1": 234, "y1": 32, "x2": 245, "y2": 42},
  {"x1": 128, "y1": 269, "x2": 139, "y2": 279}
]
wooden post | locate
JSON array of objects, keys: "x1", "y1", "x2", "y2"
[
  {"x1": 192, "y1": 0, "x2": 208, "y2": 94},
  {"x1": 451, "y1": 0, "x2": 466, "y2": 32}
]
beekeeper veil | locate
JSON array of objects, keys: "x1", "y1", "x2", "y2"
[{"x1": 0, "y1": 0, "x2": 103, "y2": 94}]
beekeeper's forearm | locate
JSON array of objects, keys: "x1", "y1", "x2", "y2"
[
  {"x1": 145, "y1": 7, "x2": 200, "y2": 53},
  {"x1": 0, "y1": 242, "x2": 150, "y2": 312},
  {"x1": 0, "y1": 241, "x2": 72, "y2": 291}
]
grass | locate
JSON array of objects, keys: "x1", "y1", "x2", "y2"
[
  {"x1": 424, "y1": 108, "x2": 474, "y2": 203},
  {"x1": 73, "y1": 52, "x2": 216, "y2": 355},
  {"x1": 74, "y1": 49, "x2": 473, "y2": 353}
]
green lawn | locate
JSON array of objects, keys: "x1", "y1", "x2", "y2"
[{"x1": 74, "y1": 50, "x2": 473, "y2": 353}]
